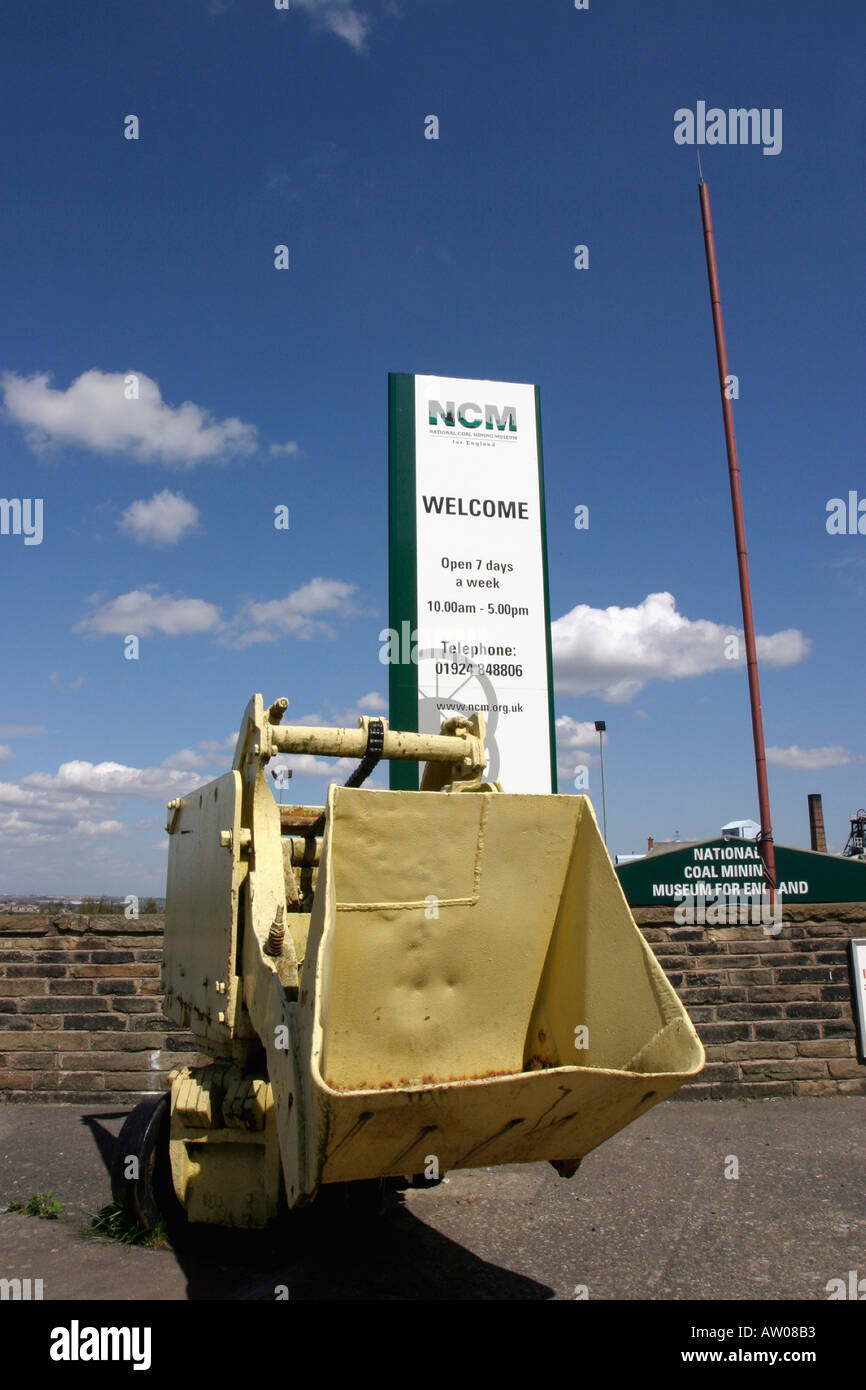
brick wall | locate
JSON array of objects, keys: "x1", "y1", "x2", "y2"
[
  {"x1": 0, "y1": 915, "x2": 205, "y2": 1103},
  {"x1": 1, "y1": 906, "x2": 864, "y2": 1102},
  {"x1": 635, "y1": 903, "x2": 866, "y2": 1099}
]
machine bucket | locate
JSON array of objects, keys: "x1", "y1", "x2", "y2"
[{"x1": 297, "y1": 785, "x2": 704, "y2": 1187}]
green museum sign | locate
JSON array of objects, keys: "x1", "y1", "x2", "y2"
[{"x1": 616, "y1": 837, "x2": 866, "y2": 907}]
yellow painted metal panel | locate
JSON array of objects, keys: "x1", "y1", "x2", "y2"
[{"x1": 162, "y1": 771, "x2": 244, "y2": 1045}]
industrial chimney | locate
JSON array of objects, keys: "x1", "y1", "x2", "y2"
[{"x1": 808, "y1": 794, "x2": 827, "y2": 853}]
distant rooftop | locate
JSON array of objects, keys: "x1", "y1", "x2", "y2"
[
  {"x1": 721, "y1": 818, "x2": 760, "y2": 840},
  {"x1": 645, "y1": 839, "x2": 700, "y2": 858},
  {"x1": 617, "y1": 820, "x2": 761, "y2": 864}
]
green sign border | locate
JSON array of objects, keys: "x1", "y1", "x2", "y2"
[
  {"x1": 387, "y1": 372, "x2": 557, "y2": 793},
  {"x1": 388, "y1": 373, "x2": 419, "y2": 790},
  {"x1": 535, "y1": 384, "x2": 558, "y2": 793}
]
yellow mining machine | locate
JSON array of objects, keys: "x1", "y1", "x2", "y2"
[{"x1": 112, "y1": 695, "x2": 703, "y2": 1228}]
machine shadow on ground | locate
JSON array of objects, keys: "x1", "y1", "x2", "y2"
[{"x1": 81, "y1": 1112, "x2": 552, "y2": 1300}]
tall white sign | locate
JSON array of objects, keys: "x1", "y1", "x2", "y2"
[{"x1": 388, "y1": 373, "x2": 556, "y2": 794}]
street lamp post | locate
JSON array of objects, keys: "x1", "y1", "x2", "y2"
[
  {"x1": 270, "y1": 766, "x2": 292, "y2": 805},
  {"x1": 594, "y1": 720, "x2": 607, "y2": 846}
]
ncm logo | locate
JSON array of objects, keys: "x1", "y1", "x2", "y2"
[{"x1": 428, "y1": 400, "x2": 517, "y2": 432}]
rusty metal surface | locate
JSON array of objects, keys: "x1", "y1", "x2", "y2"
[{"x1": 279, "y1": 805, "x2": 325, "y2": 834}]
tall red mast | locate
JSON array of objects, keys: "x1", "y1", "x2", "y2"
[{"x1": 698, "y1": 175, "x2": 777, "y2": 901}]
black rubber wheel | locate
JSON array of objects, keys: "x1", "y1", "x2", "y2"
[
  {"x1": 110, "y1": 1093, "x2": 180, "y2": 1230},
  {"x1": 315, "y1": 1176, "x2": 392, "y2": 1225}
]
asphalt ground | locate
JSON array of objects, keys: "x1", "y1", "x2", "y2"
[{"x1": 1, "y1": 1095, "x2": 864, "y2": 1304}]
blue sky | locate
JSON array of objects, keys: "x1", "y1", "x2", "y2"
[{"x1": 1, "y1": 0, "x2": 863, "y2": 893}]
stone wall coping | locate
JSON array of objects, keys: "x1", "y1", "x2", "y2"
[
  {"x1": 0, "y1": 915, "x2": 165, "y2": 937},
  {"x1": 633, "y1": 903, "x2": 866, "y2": 927}
]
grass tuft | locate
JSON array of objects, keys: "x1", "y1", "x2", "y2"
[
  {"x1": 5, "y1": 1191, "x2": 62, "y2": 1219},
  {"x1": 82, "y1": 1202, "x2": 171, "y2": 1249}
]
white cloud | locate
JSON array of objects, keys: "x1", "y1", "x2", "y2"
[
  {"x1": 284, "y1": 694, "x2": 388, "y2": 730},
  {"x1": 0, "y1": 731, "x2": 232, "y2": 861},
  {"x1": 221, "y1": 577, "x2": 359, "y2": 647},
  {"x1": 161, "y1": 748, "x2": 215, "y2": 772},
  {"x1": 269, "y1": 441, "x2": 301, "y2": 457},
  {"x1": 755, "y1": 630, "x2": 811, "y2": 666},
  {"x1": 766, "y1": 745, "x2": 863, "y2": 770},
  {"x1": 76, "y1": 589, "x2": 222, "y2": 638},
  {"x1": 21, "y1": 761, "x2": 203, "y2": 800},
  {"x1": 554, "y1": 716, "x2": 600, "y2": 784},
  {"x1": 76, "y1": 579, "x2": 361, "y2": 646},
  {"x1": 198, "y1": 733, "x2": 238, "y2": 753},
  {"x1": 552, "y1": 592, "x2": 810, "y2": 702},
  {"x1": 319, "y1": 696, "x2": 388, "y2": 727},
  {"x1": 72, "y1": 819, "x2": 126, "y2": 836},
  {"x1": 555, "y1": 716, "x2": 601, "y2": 751},
  {"x1": 356, "y1": 691, "x2": 387, "y2": 710},
  {"x1": 269, "y1": 753, "x2": 358, "y2": 779},
  {"x1": 48, "y1": 672, "x2": 86, "y2": 691},
  {"x1": 0, "y1": 752, "x2": 198, "y2": 853},
  {"x1": 119, "y1": 490, "x2": 200, "y2": 546},
  {"x1": 0, "y1": 781, "x2": 99, "y2": 815},
  {"x1": 0, "y1": 764, "x2": 176, "y2": 879},
  {"x1": 1, "y1": 369, "x2": 258, "y2": 467},
  {"x1": 294, "y1": 0, "x2": 371, "y2": 49},
  {"x1": 0, "y1": 746, "x2": 13, "y2": 763},
  {"x1": 0, "y1": 809, "x2": 64, "y2": 846}
]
